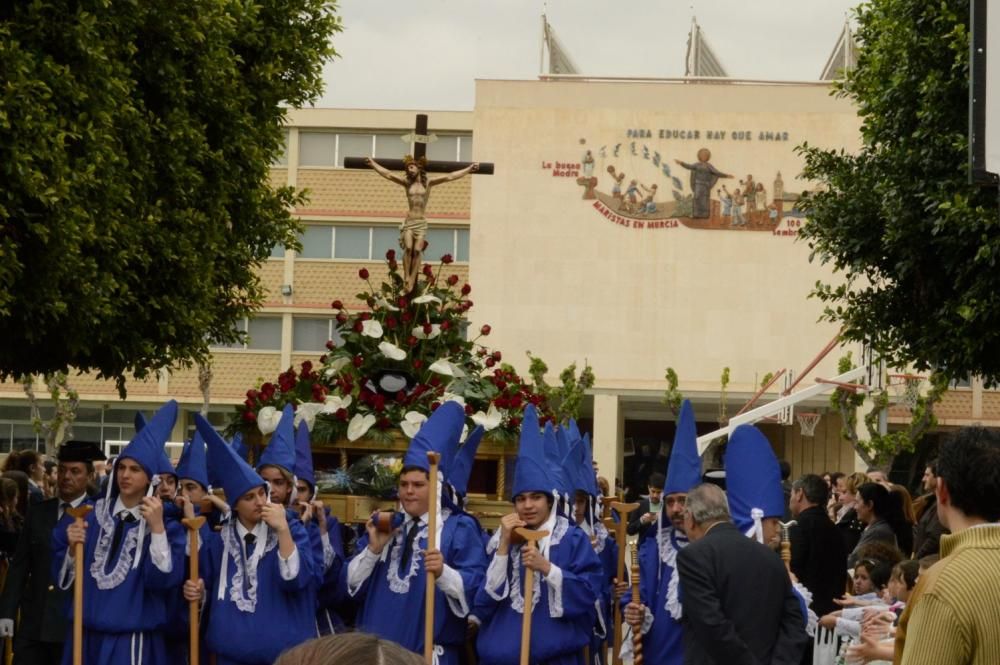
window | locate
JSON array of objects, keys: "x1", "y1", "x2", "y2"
[
  {"x1": 333, "y1": 226, "x2": 370, "y2": 260},
  {"x1": 298, "y1": 131, "x2": 337, "y2": 167},
  {"x1": 375, "y1": 133, "x2": 409, "y2": 160},
  {"x1": 212, "y1": 317, "x2": 282, "y2": 351},
  {"x1": 427, "y1": 135, "x2": 459, "y2": 162},
  {"x1": 293, "y1": 317, "x2": 345, "y2": 352},
  {"x1": 269, "y1": 243, "x2": 286, "y2": 259},
  {"x1": 273, "y1": 130, "x2": 290, "y2": 166},
  {"x1": 458, "y1": 136, "x2": 473, "y2": 162},
  {"x1": 299, "y1": 226, "x2": 334, "y2": 259},
  {"x1": 424, "y1": 227, "x2": 471, "y2": 262},
  {"x1": 372, "y1": 226, "x2": 399, "y2": 260},
  {"x1": 336, "y1": 133, "x2": 373, "y2": 167}
]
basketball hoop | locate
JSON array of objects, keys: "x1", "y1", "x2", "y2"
[
  {"x1": 796, "y1": 412, "x2": 821, "y2": 437},
  {"x1": 888, "y1": 374, "x2": 925, "y2": 410}
]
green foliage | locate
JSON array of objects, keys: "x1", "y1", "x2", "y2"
[
  {"x1": 525, "y1": 352, "x2": 595, "y2": 424},
  {"x1": 662, "y1": 367, "x2": 683, "y2": 416},
  {"x1": 797, "y1": 0, "x2": 1000, "y2": 386},
  {"x1": 829, "y1": 352, "x2": 948, "y2": 469},
  {"x1": 0, "y1": 1, "x2": 342, "y2": 394},
  {"x1": 718, "y1": 366, "x2": 731, "y2": 424},
  {"x1": 21, "y1": 372, "x2": 80, "y2": 455}
]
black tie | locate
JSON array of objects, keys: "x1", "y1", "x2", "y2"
[
  {"x1": 244, "y1": 532, "x2": 257, "y2": 559},
  {"x1": 60, "y1": 502, "x2": 71, "y2": 520},
  {"x1": 400, "y1": 519, "x2": 421, "y2": 571},
  {"x1": 110, "y1": 511, "x2": 137, "y2": 559}
]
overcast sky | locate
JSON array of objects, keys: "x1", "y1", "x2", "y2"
[{"x1": 317, "y1": 0, "x2": 861, "y2": 111}]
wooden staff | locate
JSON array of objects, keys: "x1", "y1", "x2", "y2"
[
  {"x1": 780, "y1": 520, "x2": 797, "y2": 574},
  {"x1": 182, "y1": 516, "x2": 207, "y2": 665},
  {"x1": 513, "y1": 527, "x2": 549, "y2": 665},
  {"x1": 609, "y1": 501, "x2": 638, "y2": 665},
  {"x1": 424, "y1": 451, "x2": 441, "y2": 665},
  {"x1": 629, "y1": 542, "x2": 643, "y2": 665},
  {"x1": 66, "y1": 505, "x2": 93, "y2": 665}
]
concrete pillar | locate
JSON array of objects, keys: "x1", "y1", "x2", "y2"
[{"x1": 593, "y1": 393, "x2": 624, "y2": 491}]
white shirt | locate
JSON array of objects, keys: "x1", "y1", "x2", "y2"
[
  {"x1": 57, "y1": 493, "x2": 88, "y2": 521},
  {"x1": 235, "y1": 518, "x2": 299, "y2": 580}
]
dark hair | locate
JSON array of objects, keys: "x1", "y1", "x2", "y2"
[
  {"x1": 855, "y1": 540, "x2": 904, "y2": 568},
  {"x1": 648, "y1": 472, "x2": 665, "y2": 490},
  {"x1": 857, "y1": 482, "x2": 891, "y2": 518},
  {"x1": 44, "y1": 460, "x2": 57, "y2": 474},
  {"x1": 1, "y1": 471, "x2": 29, "y2": 520},
  {"x1": 399, "y1": 465, "x2": 429, "y2": 478},
  {"x1": 892, "y1": 560, "x2": 920, "y2": 590},
  {"x1": 885, "y1": 484, "x2": 915, "y2": 555},
  {"x1": 1, "y1": 451, "x2": 20, "y2": 474},
  {"x1": 0, "y1": 477, "x2": 22, "y2": 531},
  {"x1": 792, "y1": 474, "x2": 829, "y2": 506},
  {"x1": 778, "y1": 460, "x2": 791, "y2": 481},
  {"x1": 274, "y1": 632, "x2": 424, "y2": 665},
  {"x1": 936, "y1": 427, "x2": 1000, "y2": 521},
  {"x1": 926, "y1": 458, "x2": 938, "y2": 476},
  {"x1": 857, "y1": 558, "x2": 894, "y2": 590},
  {"x1": 13, "y1": 450, "x2": 40, "y2": 475},
  {"x1": 829, "y1": 471, "x2": 845, "y2": 487}
]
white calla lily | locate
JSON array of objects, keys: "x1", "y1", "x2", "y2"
[
  {"x1": 360, "y1": 320, "x2": 384, "y2": 339},
  {"x1": 257, "y1": 406, "x2": 282, "y2": 435},
  {"x1": 448, "y1": 361, "x2": 467, "y2": 378},
  {"x1": 321, "y1": 394, "x2": 353, "y2": 414},
  {"x1": 347, "y1": 413, "x2": 377, "y2": 441},
  {"x1": 471, "y1": 404, "x2": 502, "y2": 431},
  {"x1": 294, "y1": 402, "x2": 325, "y2": 430},
  {"x1": 401, "y1": 411, "x2": 428, "y2": 439},
  {"x1": 411, "y1": 324, "x2": 441, "y2": 340},
  {"x1": 378, "y1": 341, "x2": 407, "y2": 361},
  {"x1": 324, "y1": 356, "x2": 350, "y2": 377},
  {"x1": 441, "y1": 392, "x2": 466, "y2": 407},
  {"x1": 375, "y1": 297, "x2": 400, "y2": 311},
  {"x1": 428, "y1": 358, "x2": 454, "y2": 376},
  {"x1": 412, "y1": 294, "x2": 442, "y2": 305}
]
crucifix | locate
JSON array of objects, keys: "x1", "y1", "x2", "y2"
[{"x1": 344, "y1": 114, "x2": 494, "y2": 293}]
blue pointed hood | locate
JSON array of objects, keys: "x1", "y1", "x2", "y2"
[
  {"x1": 449, "y1": 426, "x2": 484, "y2": 498},
  {"x1": 724, "y1": 424, "x2": 786, "y2": 542},
  {"x1": 231, "y1": 432, "x2": 249, "y2": 461},
  {"x1": 580, "y1": 432, "x2": 599, "y2": 496},
  {"x1": 547, "y1": 424, "x2": 572, "y2": 499},
  {"x1": 664, "y1": 399, "x2": 701, "y2": 495},
  {"x1": 196, "y1": 414, "x2": 265, "y2": 504},
  {"x1": 257, "y1": 404, "x2": 296, "y2": 474},
  {"x1": 176, "y1": 431, "x2": 209, "y2": 490},
  {"x1": 512, "y1": 406, "x2": 554, "y2": 499},
  {"x1": 116, "y1": 401, "x2": 177, "y2": 485},
  {"x1": 157, "y1": 450, "x2": 177, "y2": 479},
  {"x1": 294, "y1": 422, "x2": 316, "y2": 494},
  {"x1": 134, "y1": 411, "x2": 148, "y2": 434},
  {"x1": 404, "y1": 401, "x2": 465, "y2": 473}
]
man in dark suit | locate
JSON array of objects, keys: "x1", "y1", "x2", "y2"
[
  {"x1": 676, "y1": 484, "x2": 809, "y2": 665},
  {"x1": 788, "y1": 473, "x2": 848, "y2": 616},
  {"x1": 626, "y1": 471, "x2": 665, "y2": 547},
  {"x1": 0, "y1": 441, "x2": 104, "y2": 665}
]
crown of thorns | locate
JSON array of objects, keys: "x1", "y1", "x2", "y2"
[{"x1": 402, "y1": 154, "x2": 428, "y2": 168}]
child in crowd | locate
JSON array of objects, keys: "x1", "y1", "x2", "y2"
[
  {"x1": 843, "y1": 559, "x2": 921, "y2": 662},
  {"x1": 818, "y1": 558, "x2": 894, "y2": 637}
]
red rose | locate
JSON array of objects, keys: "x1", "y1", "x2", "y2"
[
  {"x1": 407, "y1": 335, "x2": 418, "y2": 347},
  {"x1": 485, "y1": 358, "x2": 496, "y2": 368},
  {"x1": 335, "y1": 408, "x2": 349, "y2": 421},
  {"x1": 464, "y1": 404, "x2": 474, "y2": 415},
  {"x1": 325, "y1": 340, "x2": 336, "y2": 350},
  {"x1": 331, "y1": 300, "x2": 343, "y2": 310},
  {"x1": 509, "y1": 416, "x2": 521, "y2": 428},
  {"x1": 429, "y1": 377, "x2": 441, "y2": 388},
  {"x1": 243, "y1": 398, "x2": 255, "y2": 409},
  {"x1": 422, "y1": 264, "x2": 433, "y2": 277},
  {"x1": 385, "y1": 317, "x2": 398, "y2": 329},
  {"x1": 389, "y1": 259, "x2": 398, "y2": 271},
  {"x1": 447, "y1": 274, "x2": 459, "y2": 286},
  {"x1": 352, "y1": 355, "x2": 363, "y2": 368},
  {"x1": 422, "y1": 322, "x2": 433, "y2": 335},
  {"x1": 353, "y1": 321, "x2": 363, "y2": 333},
  {"x1": 396, "y1": 391, "x2": 406, "y2": 402},
  {"x1": 360, "y1": 311, "x2": 371, "y2": 321},
  {"x1": 461, "y1": 284, "x2": 471, "y2": 296},
  {"x1": 480, "y1": 324, "x2": 491, "y2": 336},
  {"x1": 336, "y1": 312, "x2": 348, "y2": 324},
  {"x1": 397, "y1": 296, "x2": 409, "y2": 309},
  {"x1": 242, "y1": 411, "x2": 257, "y2": 423},
  {"x1": 301, "y1": 360, "x2": 313, "y2": 373},
  {"x1": 413, "y1": 359, "x2": 423, "y2": 369},
  {"x1": 494, "y1": 397, "x2": 508, "y2": 409},
  {"x1": 477, "y1": 348, "x2": 487, "y2": 357},
  {"x1": 492, "y1": 351, "x2": 502, "y2": 361},
  {"x1": 464, "y1": 300, "x2": 474, "y2": 310},
  {"x1": 441, "y1": 254, "x2": 454, "y2": 264},
  {"x1": 440, "y1": 320, "x2": 451, "y2": 331},
  {"x1": 495, "y1": 380, "x2": 507, "y2": 391},
  {"x1": 359, "y1": 268, "x2": 370, "y2": 279},
  {"x1": 319, "y1": 354, "x2": 328, "y2": 364},
  {"x1": 260, "y1": 382, "x2": 275, "y2": 398},
  {"x1": 509, "y1": 395, "x2": 522, "y2": 409},
  {"x1": 385, "y1": 249, "x2": 396, "y2": 261},
  {"x1": 246, "y1": 389, "x2": 258, "y2": 400},
  {"x1": 430, "y1": 401, "x2": 441, "y2": 411},
  {"x1": 374, "y1": 395, "x2": 386, "y2": 412},
  {"x1": 401, "y1": 311, "x2": 413, "y2": 323},
  {"x1": 377, "y1": 417, "x2": 392, "y2": 430}
]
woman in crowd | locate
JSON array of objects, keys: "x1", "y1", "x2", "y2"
[
  {"x1": 0, "y1": 471, "x2": 29, "y2": 523},
  {"x1": 887, "y1": 484, "x2": 916, "y2": 556},
  {"x1": 835, "y1": 472, "x2": 869, "y2": 554},
  {"x1": 0, "y1": 477, "x2": 23, "y2": 559},
  {"x1": 847, "y1": 483, "x2": 897, "y2": 568}
]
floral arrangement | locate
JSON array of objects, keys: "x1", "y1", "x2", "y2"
[{"x1": 228, "y1": 250, "x2": 557, "y2": 445}]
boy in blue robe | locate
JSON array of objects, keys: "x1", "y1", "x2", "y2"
[
  {"x1": 621, "y1": 399, "x2": 702, "y2": 665},
  {"x1": 474, "y1": 406, "x2": 603, "y2": 665},
  {"x1": 345, "y1": 402, "x2": 487, "y2": 664},
  {"x1": 183, "y1": 413, "x2": 317, "y2": 665},
  {"x1": 292, "y1": 419, "x2": 347, "y2": 635},
  {"x1": 53, "y1": 401, "x2": 186, "y2": 665}
]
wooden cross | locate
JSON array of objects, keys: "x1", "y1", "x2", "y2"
[{"x1": 343, "y1": 113, "x2": 494, "y2": 174}]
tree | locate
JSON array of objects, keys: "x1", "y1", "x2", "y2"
[
  {"x1": 21, "y1": 372, "x2": 79, "y2": 456},
  {"x1": 829, "y1": 352, "x2": 948, "y2": 471},
  {"x1": 797, "y1": 0, "x2": 1000, "y2": 385},
  {"x1": 0, "y1": 1, "x2": 342, "y2": 394}
]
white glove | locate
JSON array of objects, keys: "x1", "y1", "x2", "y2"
[{"x1": 0, "y1": 618, "x2": 13, "y2": 637}]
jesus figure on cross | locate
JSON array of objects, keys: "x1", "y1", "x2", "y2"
[{"x1": 366, "y1": 155, "x2": 479, "y2": 293}]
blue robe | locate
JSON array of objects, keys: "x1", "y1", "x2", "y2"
[
  {"x1": 474, "y1": 516, "x2": 603, "y2": 665},
  {"x1": 620, "y1": 526, "x2": 688, "y2": 665},
  {"x1": 346, "y1": 510, "x2": 487, "y2": 665},
  {"x1": 199, "y1": 518, "x2": 316, "y2": 665},
  {"x1": 162, "y1": 505, "x2": 214, "y2": 664},
  {"x1": 309, "y1": 512, "x2": 347, "y2": 636},
  {"x1": 586, "y1": 521, "x2": 617, "y2": 665},
  {"x1": 51, "y1": 499, "x2": 186, "y2": 665}
]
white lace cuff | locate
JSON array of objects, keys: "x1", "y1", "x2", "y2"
[
  {"x1": 484, "y1": 553, "x2": 509, "y2": 601},
  {"x1": 58, "y1": 552, "x2": 75, "y2": 590},
  {"x1": 322, "y1": 532, "x2": 335, "y2": 571},
  {"x1": 835, "y1": 617, "x2": 861, "y2": 639},
  {"x1": 641, "y1": 605, "x2": 654, "y2": 636},
  {"x1": 543, "y1": 563, "x2": 563, "y2": 618},
  {"x1": 347, "y1": 547, "x2": 379, "y2": 596},
  {"x1": 436, "y1": 564, "x2": 469, "y2": 617},
  {"x1": 278, "y1": 548, "x2": 300, "y2": 580},
  {"x1": 149, "y1": 532, "x2": 172, "y2": 573}
]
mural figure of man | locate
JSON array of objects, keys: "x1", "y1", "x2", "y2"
[{"x1": 675, "y1": 149, "x2": 732, "y2": 218}]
